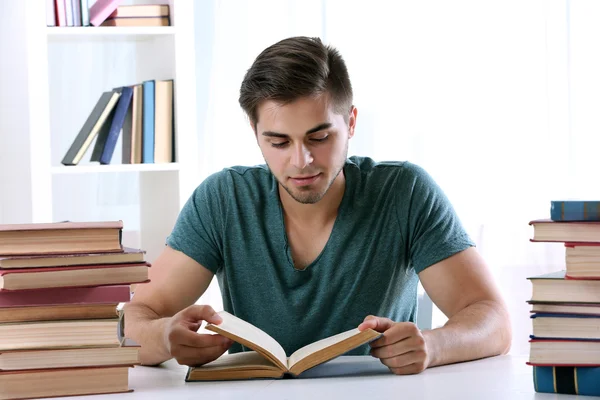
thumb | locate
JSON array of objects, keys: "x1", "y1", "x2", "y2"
[
  {"x1": 181, "y1": 305, "x2": 223, "y2": 325},
  {"x1": 358, "y1": 315, "x2": 394, "y2": 332}
]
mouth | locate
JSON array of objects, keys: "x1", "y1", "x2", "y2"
[{"x1": 289, "y1": 173, "x2": 321, "y2": 186}]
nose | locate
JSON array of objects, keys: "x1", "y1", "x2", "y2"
[{"x1": 290, "y1": 143, "x2": 314, "y2": 170}]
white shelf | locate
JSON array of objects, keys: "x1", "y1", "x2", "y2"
[
  {"x1": 46, "y1": 26, "x2": 176, "y2": 39},
  {"x1": 51, "y1": 163, "x2": 181, "y2": 174}
]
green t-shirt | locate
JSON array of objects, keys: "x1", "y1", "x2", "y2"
[{"x1": 166, "y1": 156, "x2": 473, "y2": 356}]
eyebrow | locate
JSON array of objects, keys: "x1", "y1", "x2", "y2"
[{"x1": 261, "y1": 122, "x2": 332, "y2": 138}]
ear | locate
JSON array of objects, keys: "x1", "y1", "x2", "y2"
[{"x1": 348, "y1": 106, "x2": 357, "y2": 139}]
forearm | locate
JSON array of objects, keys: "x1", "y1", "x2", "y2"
[
  {"x1": 422, "y1": 300, "x2": 512, "y2": 368},
  {"x1": 123, "y1": 303, "x2": 172, "y2": 366}
]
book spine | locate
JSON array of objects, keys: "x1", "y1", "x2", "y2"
[
  {"x1": 80, "y1": 0, "x2": 90, "y2": 26},
  {"x1": 56, "y1": 0, "x2": 67, "y2": 26},
  {"x1": 551, "y1": 201, "x2": 600, "y2": 222},
  {"x1": 142, "y1": 80, "x2": 155, "y2": 163},
  {"x1": 46, "y1": 0, "x2": 56, "y2": 26},
  {"x1": 100, "y1": 87, "x2": 133, "y2": 164},
  {"x1": 533, "y1": 366, "x2": 600, "y2": 396}
]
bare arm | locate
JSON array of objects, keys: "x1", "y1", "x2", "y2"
[
  {"x1": 124, "y1": 246, "x2": 229, "y2": 366},
  {"x1": 419, "y1": 246, "x2": 512, "y2": 367}
]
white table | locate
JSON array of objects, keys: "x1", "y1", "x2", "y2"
[{"x1": 56, "y1": 355, "x2": 597, "y2": 400}]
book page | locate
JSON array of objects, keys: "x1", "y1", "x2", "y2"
[
  {"x1": 288, "y1": 328, "x2": 365, "y2": 368},
  {"x1": 205, "y1": 311, "x2": 288, "y2": 371},
  {"x1": 197, "y1": 351, "x2": 282, "y2": 371}
]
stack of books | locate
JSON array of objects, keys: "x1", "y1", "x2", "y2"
[
  {"x1": 61, "y1": 79, "x2": 174, "y2": 166},
  {"x1": 527, "y1": 200, "x2": 600, "y2": 397},
  {"x1": 0, "y1": 221, "x2": 149, "y2": 399},
  {"x1": 47, "y1": 1, "x2": 170, "y2": 27}
]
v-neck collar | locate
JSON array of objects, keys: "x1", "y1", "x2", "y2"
[{"x1": 276, "y1": 162, "x2": 352, "y2": 272}]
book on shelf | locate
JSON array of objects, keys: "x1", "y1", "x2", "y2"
[
  {"x1": 154, "y1": 80, "x2": 174, "y2": 163},
  {"x1": 122, "y1": 84, "x2": 143, "y2": 164},
  {"x1": 61, "y1": 90, "x2": 121, "y2": 166},
  {"x1": 532, "y1": 365, "x2": 600, "y2": 396},
  {"x1": 565, "y1": 242, "x2": 600, "y2": 279},
  {"x1": 0, "y1": 365, "x2": 132, "y2": 399},
  {"x1": 100, "y1": 86, "x2": 133, "y2": 165},
  {"x1": 101, "y1": 16, "x2": 170, "y2": 27},
  {"x1": 0, "y1": 303, "x2": 118, "y2": 323},
  {"x1": 529, "y1": 219, "x2": 600, "y2": 243},
  {"x1": 0, "y1": 285, "x2": 131, "y2": 308},
  {"x1": 0, "y1": 246, "x2": 145, "y2": 269},
  {"x1": 89, "y1": 0, "x2": 122, "y2": 26},
  {"x1": 529, "y1": 339, "x2": 600, "y2": 366},
  {"x1": 0, "y1": 318, "x2": 121, "y2": 350},
  {"x1": 0, "y1": 339, "x2": 139, "y2": 371},
  {"x1": 531, "y1": 313, "x2": 600, "y2": 340},
  {"x1": 529, "y1": 301, "x2": 600, "y2": 316},
  {"x1": 528, "y1": 271, "x2": 600, "y2": 303},
  {"x1": 551, "y1": 200, "x2": 600, "y2": 222},
  {"x1": 90, "y1": 87, "x2": 122, "y2": 163},
  {"x1": 185, "y1": 311, "x2": 381, "y2": 381},
  {"x1": 0, "y1": 220, "x2": 123, "y2": 256},
  {"x1": 0, "y1": 262, "x2": 150, "y2": 291},
  {"x1": 142, "y1": 80, "x2": 155, "y2": 163},
  {"x1": 109, "y1": 4, "x2": 170, "y2": 18}
]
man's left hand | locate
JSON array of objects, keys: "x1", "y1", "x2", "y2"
[{"x1": 358, "y1": 315, "x2": 430, "y2": 375}]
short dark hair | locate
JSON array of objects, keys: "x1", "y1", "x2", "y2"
[{"x1": 239, "y1": 36, "x2": 353, "y2": 128}]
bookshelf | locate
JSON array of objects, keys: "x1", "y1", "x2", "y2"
[{"x1": 0, "y1": 0, "x2": 199, "y2": 264}]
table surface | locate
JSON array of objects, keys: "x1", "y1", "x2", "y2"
[{"x1": 52, "y1": 354, "x2": 597, "y2": 400}]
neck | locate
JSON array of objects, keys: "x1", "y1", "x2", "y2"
[{"x1": 279, "y1": 171, "x2": 346, "y2": 225}]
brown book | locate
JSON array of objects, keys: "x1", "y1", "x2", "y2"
[
  {"x1": 122, "y1": 84, "x2": 143, "y2": 164},
  {"x1": 565, "y1": 242, "x2": 600, "y2": 278},
  {"x1": 185, "y1": 311, "x2": 380, "y2": 381},
  {"x1": 0, "y1": 221, "x2": 123, "y2": 256},
  {"x1": 0, "y1": 340, "x2": 139, "y2": 371},
  {"x1": 0, "y1": 247, "x2": 144, "y2": 269},
  {"x1": 101, "y1": 16, "x2": 170, "y2": 26},
  {"x1": 0, "y1": 303, "x2": 118, "y2": 323},
  {"x1": 529, "y1": 219, "x2": 600, "y2": 243},
  {"x1": 0, "y1": 319, "x2": 121, "y2": 351},
  {"x1": 109, "y1": 4, "x2": 170, "y2": 18},
  {"x1": 0, "y1": 262, "x2": 149, "y2": 291},
  {"x1": 529, "y1": 271, "x2": 600, "y2": 303},
  {"x1": 0, "y1": 365, "x2": 132, "y2": 399},
  {"x1": 154, "y1": 80, "x2": 174, "y2": 163},
  {"x1": 529, "y1": 339, "x2": 600, "y2": 366}
]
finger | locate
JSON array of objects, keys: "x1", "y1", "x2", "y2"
[
  {"x1": 369, "y1": 323, "x2": 420, "y2": 348},
  {"x1": 377, "y1": 350, "x2": 427, "y2": 369},
  {"x1": 389, "y1": 362, "x2": 427, "y2": 375},
  {"x1": 172, "y1": 329, "x2": 233, "y2": 349},
  {"x1": 181, "y1": 305, "x2": 222, "y2": 325},
  {"x1": 370, "y1": 334, "x2": 425, "y2": 357},
  {"x1": 357, "y1": 316, "x2": 394, "y2": 332},
  {"x1": 173, "y1": 343, "x2": 232, "y2": 367}
]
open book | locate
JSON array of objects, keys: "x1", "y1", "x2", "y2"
[{"x1": 185, "y1": 311, "x2": 381, "y2": 381}]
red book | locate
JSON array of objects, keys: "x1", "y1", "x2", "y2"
[{"x1": 0, "y1": 285, "x2": 131, "y2": 307}]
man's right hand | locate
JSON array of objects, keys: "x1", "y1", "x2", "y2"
[{"x1": 164, "y1": 305, "x2": 233, "y2": 366}]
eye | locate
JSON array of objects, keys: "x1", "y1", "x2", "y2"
[
  {"x1": 271, "y1": 141, "x2": 289, "y2": 148},
  {"x1": 310, "y1": 135, "x2": 329, "y2": 143}
]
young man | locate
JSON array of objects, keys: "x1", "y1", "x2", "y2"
[{"x1": 124, "y1": 36, "x2": 511, "y2": 375}]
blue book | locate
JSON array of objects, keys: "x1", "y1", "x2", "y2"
[
  {"x1": 100, "y1": 86, "x2": 133, "y2": 165},
  {"x1": 533, "y1": 366, "x2": 600, "y2": 396},
  {"x1": 142, "y1": 80, "x2": 155, "y2": 163},
  {"x1": 551, "y1": 200, "x2": 600, "y2": 222}
]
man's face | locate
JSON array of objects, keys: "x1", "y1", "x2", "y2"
[{"x1": 254, "y1": 94, "x2": 356, "y2": 204}]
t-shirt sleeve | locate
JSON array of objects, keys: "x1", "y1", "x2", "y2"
[
  {"x1": 165, "y1": 172, "x2": 226, "y2": 274},
  {"x1": 398, "y1": 163, "x2": 474, "y2": 274}
]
